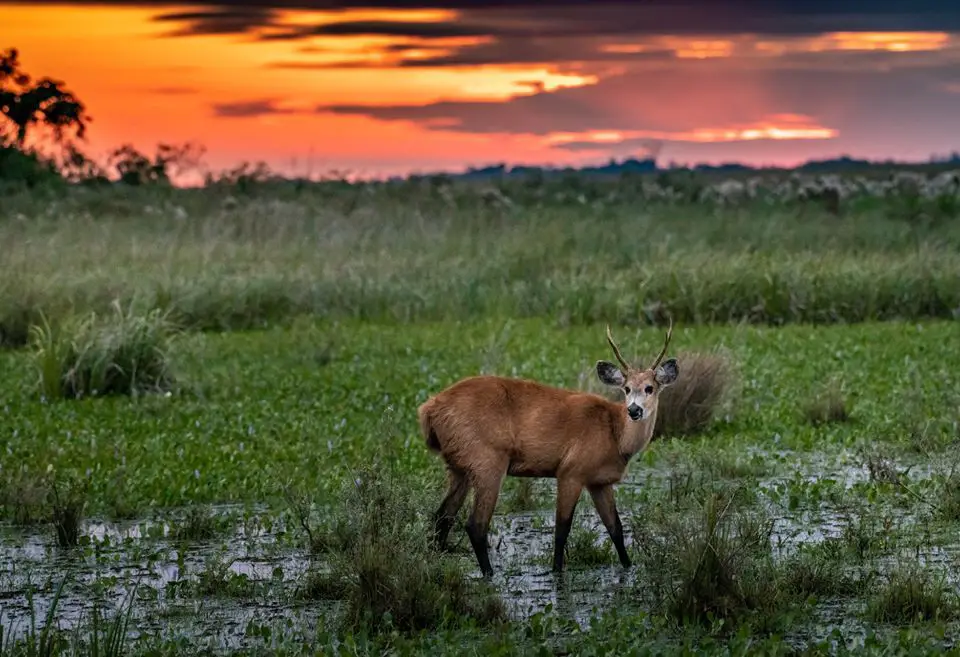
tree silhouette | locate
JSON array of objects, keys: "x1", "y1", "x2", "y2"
[{"x1": 0, "y1": 47, "x2": 90, "y2": 150}]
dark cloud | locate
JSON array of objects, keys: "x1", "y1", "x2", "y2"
[
  {"x1": 151, "y1": 7, "x2": 279, "y2": 37},
  {"x1": 259, "y1": 19, "x2": 494, "y2": 41},
  {"x1": 318, "y1": 58, "x2": 960, "y2": 143},
  {"x1": 267, "y1": 39, "x2": 677, "y2": 69},
  {"x1": 553, "y1": 137, "x2": 655, "y2": 153},
  {"x1": 399, "y1": 43, "x2": 676, "y2": 69},
  {"x1": 212, "y1": 98, "x2": 298, "y2": 118},
  {"x1": 7, "y1": 1, "x2": 960, "y2": 39},
  {"x1": 118, "y1": 0, "x2": 960, "y2": 83}
]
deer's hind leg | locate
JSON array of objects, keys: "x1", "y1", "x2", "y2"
[
  {"x1": 433, "y1": 466, "x2": 469, "y2": 550},
  {"x1": 465, "y1": 458, "x2": 508, "y2": 578}
]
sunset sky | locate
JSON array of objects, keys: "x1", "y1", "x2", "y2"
[{"x1": 4, "y1": 0, "x2": 960, "y2": 179}]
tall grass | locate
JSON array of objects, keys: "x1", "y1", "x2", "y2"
[
  {"x1": 28, "y1": 302, "x2": 177, "y2": 399},
  {"x1": 632, "y1": 486, "x2": 784, "y2": 628},
  {"x1": 1, "y1": 181, "x2": 959, "y2": 346}
]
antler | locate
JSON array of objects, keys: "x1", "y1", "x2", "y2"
[
  {"x1": 648, "y1": 316, "x2": 674, "y2": 371},
  {"x1": 605, "y1": 324, "x2": 631, "y2": 372}
]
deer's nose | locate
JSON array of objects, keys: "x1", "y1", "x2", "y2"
[{"x1": 627, "y1": 403, "x2": 643, "y2": 420}]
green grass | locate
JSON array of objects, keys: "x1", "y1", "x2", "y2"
[
  {"x1": 27, "y1": 303, "x2": 177, "y2": 400},
  {"x1": 0, "y1": 317, "x2": 958, "y2": 654},
  {"x1": 1, "y1": 318, "x2": 954, "y2": 517},
  {"x1": 1, "y1": 181, "x2": 959, "y2": 344},
  {"x1": 1, "y1": 177, "x2": 960, "y2": 654}
]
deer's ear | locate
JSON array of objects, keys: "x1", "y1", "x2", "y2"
[
  {"x1": 596, "y1": 360, "x2": 626, "y2": 387},
  {"x1": 655, "y1": 358, "x2": 679, "y2": 387}
]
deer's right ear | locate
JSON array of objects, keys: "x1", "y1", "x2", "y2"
[{"x1": 596, "y1": 360, "x2": 626, "y2": 387}]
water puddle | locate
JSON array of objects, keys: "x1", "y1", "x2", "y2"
[{"x1": 2, "y1": 451, "x2": 958, "y2": 651}]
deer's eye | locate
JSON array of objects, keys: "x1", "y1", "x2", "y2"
[
  {"x1": 644, "y1": 385, "x2": 654, "y2": 395},
  {"x1": 623, "y1": 386, "x2": 631, "y2": 395}
]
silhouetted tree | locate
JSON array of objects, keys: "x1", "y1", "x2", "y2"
[
  {"x1": 0, "y1": 47, "x2": 90, "y2": 149},
  {"x1": 108, "y1": 142, "x2": 205, "y2": 185}
]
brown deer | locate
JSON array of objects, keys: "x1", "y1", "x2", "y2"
[{"x1": 418, "y1": 320, "x2": 678, "y2": 577}]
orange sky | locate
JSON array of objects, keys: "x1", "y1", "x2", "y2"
[{"x1": 4, "y1": 2, "x2": 960, "y2": 179}]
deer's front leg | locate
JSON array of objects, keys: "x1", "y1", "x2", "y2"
[
  {"x1": 553, "y1": 477, "x2": 583, "y2": 572},
  {"x1": 588, "y1": 483, "x2": 631, "y2": 568}
]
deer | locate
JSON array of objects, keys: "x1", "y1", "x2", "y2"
[{"x1": 418, "y1": 320, "x2": 678, "y2": 577}]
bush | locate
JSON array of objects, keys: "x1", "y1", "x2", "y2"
[
  {"x1": 28, "y1": 302, "x2": 177, "y2": 400},
  {"x1": 306, "y1": 465, "x2": 507, "y2": 634},
  {"x1": 0, "y1": 144, "x2": 63, "y2": 190}
]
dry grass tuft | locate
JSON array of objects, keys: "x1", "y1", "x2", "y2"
[
  {"x1": 579, "y1": 349, "x2": 735, "y2": 439},
  {"x1": 654, "y1": 351, "x2": 734, "y2": 439}
]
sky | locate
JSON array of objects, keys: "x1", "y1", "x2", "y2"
[{"x1": 4, "y1": 0, "x2": 960, "y2": 179}]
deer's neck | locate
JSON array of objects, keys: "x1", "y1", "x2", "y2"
[{"x1": 617, "y1": 408, "x2": 657, "y2": 461}]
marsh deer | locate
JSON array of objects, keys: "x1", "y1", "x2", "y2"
[{"x1": 418, "y1": 320, "x2": 678, "y2": 577}]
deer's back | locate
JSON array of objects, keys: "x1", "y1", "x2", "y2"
[{"x1": 426, "y1": 375, "x2": 620, "y2": 476}]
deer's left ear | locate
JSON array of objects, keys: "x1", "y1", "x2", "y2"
[{"x1": 654, "y1": 358, "x2": 679, "y2": 387}]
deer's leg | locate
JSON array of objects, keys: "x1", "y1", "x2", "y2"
[
  {"x1": 465, "y1": 463, "x2": 506, "y2": 578},
  {"x1": 433, "y1": 467, "x2": 469, "y2": 550},
  {"x1": 553, "y1": 477, "x2": 583, "y2": 572},
  {"x1": 588, "y1": 483, "x2": 631, "y2": 568}
]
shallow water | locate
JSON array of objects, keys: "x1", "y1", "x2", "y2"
[{"x1": 2, "y1": 450, "x2": 958, "y2": 652}]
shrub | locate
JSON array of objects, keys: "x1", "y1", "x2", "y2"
[
  {"x1": 0, "y1": 144, "x2": 63, "y2": 190},
  {"x1": 28, "y1": 302, "x2": 178, "y2": 400},
  {"x1": 307, "y1": 465, "x2": 507, "y2": 634}
]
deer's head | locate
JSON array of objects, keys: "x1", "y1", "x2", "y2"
[{"x1": 596, "y1": 319, "x2": 678, "y2": 422}]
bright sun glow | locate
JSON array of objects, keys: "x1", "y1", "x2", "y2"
[
  {"x1": 755, "y1": 31, "x2": 952, "y2": 55},
  {"x1": 546, "y1": 115, "x2": 838, "y2": 147}
]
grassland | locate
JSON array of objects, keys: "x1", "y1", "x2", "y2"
[
  {"x1": 2, "y1": 175, "x2": 960, "y2": 346},
  {"x1": 1, "y1": 171, "x2": 960, "y2": 655}
]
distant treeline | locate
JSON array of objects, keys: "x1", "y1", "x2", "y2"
[{"x1": 422, "y1": 153, "x2": 960, "y2": 184}]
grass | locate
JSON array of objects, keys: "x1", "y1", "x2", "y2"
[
  {"x1": 779, "y1": 539, "x2": 866, "y2": 599},
  {"x1": 28, "y1": 302, "x2": 177, "y2": 400},
  {"x1": 300, "y1": 464, "x2": 506, "y2": 634},
  {"x1": 1, "y1": 181, "x2": 959, "y2": 344},
  {"x1": 654, "y1": 351, "x2": 734, "y2": 439},
  {"x1": 632, "y1": 485, "x2": 785, "y2": 628},
  {"x1": 49, "y1": 475, "x2": 87, "y2": 548},
  {"x1": 578, "y1": 348, "x2": 734, "y2": 440},
  {"x1": 1, "y1": 176, "x2": 960, "y2": 654},
  {"x1": 0, "y1": 317, "x2": 958, "y2": 654},
  {"x1": 803, "y1": 378, "x2": 852, "y2": 426},
  {"x1": 866, "y1": 565, "x2": 959, "y2": 624},
  {"x1": 168, "y1": 505, "x2": 230, "y2": 541}
]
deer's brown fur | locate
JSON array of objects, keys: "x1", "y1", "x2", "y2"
[{"x1": 419, "y1": 321, "x2": 679, "y2": 576}]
